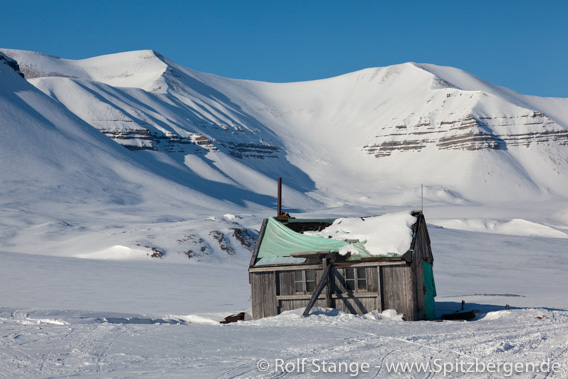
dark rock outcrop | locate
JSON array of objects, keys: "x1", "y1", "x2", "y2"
[{"x1": 362, "y1": 112, "x2": 568, "y2": 157}]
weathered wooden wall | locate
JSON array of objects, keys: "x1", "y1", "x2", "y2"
[
  {"x1": 251, "y1": 271, "x2": 278, "y2": 319},
  {"x1": 414, "y1": 259, "x2": 426, "y2": 321},
  {"x1": 251, "y1": 260, "x2": 426, "y2": 320},
  {"x1": 380, "y1": 264, "x2": 418, "y2": 321},
  {"x1": 408, "y1": 213, "x2": 432, "y2": 321},
  {"x1": 412, "y1": 214, "x2": 434, "y2": 264},
  {"x1": 276, "y1": 269, "x2": 326, "y2": 314},
  {"x1": 332, "y1": 266, "x2": 379, "y2": 314}
]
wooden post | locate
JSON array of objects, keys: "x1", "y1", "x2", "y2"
[
  {"x1": 277, "y1": 177, "x2": 282, "y2": 217},
  {"x1": 377, "y1": 266, "x2": 383, "y2": 312},
  {"x1": 303, "y1": 263, "x2": 332, "y2": 316},
  {"x1": 323, "y1": 258, "x2": 332, "y2": 308}
]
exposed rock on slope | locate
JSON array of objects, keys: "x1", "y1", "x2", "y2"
[
  {"x1": 1, "y1": 49, "x2": 282, "y2": 158},
  {"x1": 2, "y1": 49, "x2": 568, "y2": 204},
  {"x1": 363, "y1": 112, "x2": 568, "y2": 157}
]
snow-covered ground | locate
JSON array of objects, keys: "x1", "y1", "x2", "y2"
[
  {"x1": 2, "y1": 305, "x2": 567, "y2": 378},
  {"x1": 1, "y1": 216, "x2": 567, "y2": 378}
]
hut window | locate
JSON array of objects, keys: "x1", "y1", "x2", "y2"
[
  {"x1": 294, "y1": 271, "x2": 303, "y2": 292},
  {"x1": 305, "y1": 270, "x2": 316, "y2": 292},
  {"x1": 357, "y1": 268, "x2": 367, "y2": 290},
  {"x1": 345, "y1": 267, "x2": 355, "y2": 290},
  {"x1": 344, "y1": 267, "x2": 367, "y2": 291},
  {"x1": 294, "y1": 270, "x2": 316, "y2": 293}
]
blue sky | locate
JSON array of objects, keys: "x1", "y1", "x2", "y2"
[{"x1": 3, "y1": 0, "x2": 567, "y2": 97}]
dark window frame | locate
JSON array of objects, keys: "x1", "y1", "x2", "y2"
[
  {"x1": 344, "y1": 267, "x2": 367, "y2": 292},
  {"x1": 294, "y1": 269, "x2": 317, "y2": 294}
]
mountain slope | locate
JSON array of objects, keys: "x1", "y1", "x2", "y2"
[
  {"x1": 3, "y1": 49, "x2": 568, "y2": 207},
  {"x1": 0, "y1": 52, "x2": 270, "y2": 259}
]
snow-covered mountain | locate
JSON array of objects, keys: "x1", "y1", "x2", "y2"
[
  {"x1": 3, "y1": 48, "x2": 567, "y2": 207},
  {"x1": 0, "y1": 52, "x2": 266, "y2": 259},
  {"x1": 2, "y1": 48, "x2": 568, "y2": 259}
]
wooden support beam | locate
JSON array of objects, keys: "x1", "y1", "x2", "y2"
[
  {"x1": 303, "y1": 262, "x2": 332, "y2": 316},
  {"x1": 249, "y1": 264, "x2": 323, "y2": 273},
  {"x1": 324, "y1": 258, "x2": 332, "y2": 308},
  {"x1": 290, "y1": 251, "x2": 330, "y2": 258}
]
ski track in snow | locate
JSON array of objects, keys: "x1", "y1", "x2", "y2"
[{"x1": 1, "y1": 308, "x2": 568, "y2": 378}]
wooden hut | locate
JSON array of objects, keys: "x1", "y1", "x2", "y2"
[{"x1": 248, "y1": 211, "x2": 436, "y2": 320}]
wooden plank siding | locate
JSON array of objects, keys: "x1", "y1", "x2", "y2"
[
  {"x1": 367, "y1": 266, "x2": 379, "y2": 293},
  {"x1": 411, "y1": 213, "x2": 434, "y2": 266},
  {"x1": 408, "y1": 213, "x2": 432, "y2": 320},
  {"x1": 250, "y1": 260, "x2": 406, "y2": 273},
  {"x1": 334, "y1": 296, "x2": 377, "y2": 314},
  {"x1": 414, "y1": 259, "x2": 426, "y2": 321},
  {"x1": 277, "y1": 271, "x2": 295, "y2": 296},
  {"x1": 279, "y1": 298, "x2": 328, "y2": 313},
  {"x1": 252, "y1": 260, "x2": 426, "y2": 320},
  {"x1": 381, "y1": 264, "x2": 417, "y2": 321},
  {"x1": 275, "y1": 269, "x2": 326, "y2": 315},
  {"x1": 251, "y1": 271, "x2": 278, "y2": 319}
]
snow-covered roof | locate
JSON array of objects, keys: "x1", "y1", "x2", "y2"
[
  {"x1": 253, "y1": 211, "x2": 417, "y2": 266},
  {"x1": 305, "y1": 211, "x2": 417, "y2": 257}
]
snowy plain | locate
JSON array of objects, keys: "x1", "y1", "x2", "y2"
[
  {"x1": 1, "y1": 50, "x2": 568, "y2": 377},
  {"x1": 2, "y1": 209, "x2": 568, "y2": 378}
]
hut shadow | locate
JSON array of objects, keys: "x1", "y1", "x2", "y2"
[
  {"x1": 435, "y1": 301, "x2": 521, "y2": 321},
  {"x1": 436, "y1": 300, "x2": 568, "y2": 321},
  {"x1": 308, "y1": 308, "x2": 342, "y2": 317}
]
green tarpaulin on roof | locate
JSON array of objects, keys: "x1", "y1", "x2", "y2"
[{"x1": 255, "y1": 218, "x2": 369, "y2": 265}]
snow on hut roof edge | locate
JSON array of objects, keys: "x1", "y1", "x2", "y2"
[
  {"x1": 254, "y1": 211, "x2": 417, "y2": 266},
  {"x1": 306, "y1": 211, "x2": 416, "y2": 257}
]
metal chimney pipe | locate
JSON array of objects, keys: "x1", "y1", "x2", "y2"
[{"x1": 277, "y1": 177, "x2": 282, "y2": 217}]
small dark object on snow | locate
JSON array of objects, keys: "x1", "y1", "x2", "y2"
[
  {"x1": 220, "y1": 312, "x2": 246, "y2": 324},
  {"x1": 442, "y1": 310, "x2": 476, "y2": 321}
]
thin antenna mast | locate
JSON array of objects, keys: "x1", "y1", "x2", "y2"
[{"x1": 421, "y1": 183, "x2": 424, "y2": 212}]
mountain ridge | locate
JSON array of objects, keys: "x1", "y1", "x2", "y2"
[{"x1": 2, "y1": 48, "x2": 568, "y2": 206}]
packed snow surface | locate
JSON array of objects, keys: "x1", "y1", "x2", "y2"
[
  {"x1": 2, "y1": 225, "x2": 568, "y2": 378},
  {"x1": 307, "y1": 211, "x2": 416, "y2": 256}
]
